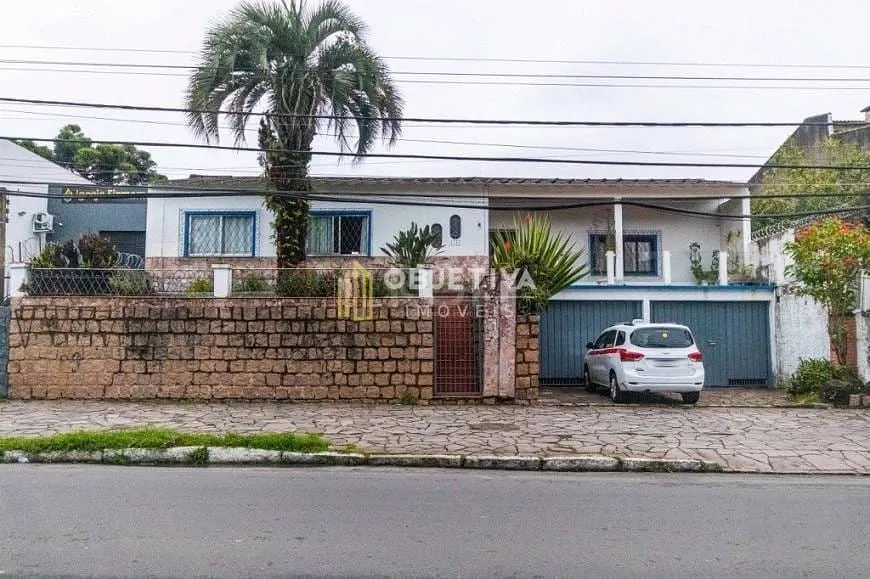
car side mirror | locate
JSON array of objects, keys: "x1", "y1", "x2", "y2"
[{"x1": 585, "y1": 342, "x2": 594, "y2": 349}]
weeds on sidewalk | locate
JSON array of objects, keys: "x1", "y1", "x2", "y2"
[{"x1": 0, "y1": 428, "x2": 330, "y2": 454}]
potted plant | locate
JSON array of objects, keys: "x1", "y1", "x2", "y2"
[{"x1": 381, "y1": 223, "x2": 443, "y2": 295}]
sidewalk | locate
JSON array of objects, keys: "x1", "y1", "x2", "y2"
[{"x1": 2, "y1": 399, "x2": 869, "y2": 474}]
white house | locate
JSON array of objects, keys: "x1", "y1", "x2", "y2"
[
  {"x1": 145, "y1": 175, "x2": 775, "y2": 388},
  {"x1": 0, "y1": 139, "x2": 92, "y2": 296}
]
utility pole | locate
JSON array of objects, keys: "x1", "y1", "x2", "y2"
[{"x1": 0, "y1": 189, "x2": 7, "y2": 299}]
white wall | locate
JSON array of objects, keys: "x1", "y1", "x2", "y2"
[
  {"x1": 774, "y1": 292, "x2": 830, "y2": 381},
  {"x1": 146, "y1": 193, "x2": 488, "y2": 258},
  {"x1": 0, "y1": 139, "x2": 91, "y2": 264},
  {"x1": 856, "y1": 313, "x2": 869, "y2": 384},
  {"x1": 490, "y1": 201, "x2": 726, "y2": 284},
  {"x1": 749, "y1": 228, "x2": 795, "y2": 285}
]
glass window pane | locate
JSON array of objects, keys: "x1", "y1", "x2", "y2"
[
  {"x1": 449, "y1": 215, "x2": 461, "y2": 239},
  {"x1": 222, "y1": 215, "x2": 253, "y2": 255},
  {"x1": 338, "y1": 215, "x2": 366, "y2": 254},
  {"x1": 308, "y1": 216, "x2": 333, "y2": 254},
  {"x1": 188, "y1": 215, "x2": 221, "y2": 255}
]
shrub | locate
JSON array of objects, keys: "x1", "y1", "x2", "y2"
[
  {"x1": 77, "y1": 234, "x2": 118, "y2": 268},
  {"x1": 108, "y1": 270, "x2": 154, "y2": 296},
  {"x1": 29, "y1": 243, "x2": 68, "y2": 268},
  {"x1": 275, "y1": 270, "x2": 339, "y2": 297},
  {"x1": 187, "y1": 277, "x2": 215, "y2": 296},
  {"x1": 819, "y1": 379, "x2": 863, "y2": 406},
  {"x1": 233, "y1": 273, "x2": 268, "y2": 294},
  {"x1": 787, "y1": 358, "x2": 861, "y2": 404},
  {"x1": 381, "y1": 223, "x2": 443, "y2": 269}
]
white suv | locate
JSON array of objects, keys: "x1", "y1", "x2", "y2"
[{"x1": 583, "y1": 320, "x2": 705, "y2": 404}]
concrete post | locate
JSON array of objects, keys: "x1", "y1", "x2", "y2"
[
  {"x1": 212, "y1": 264, "x2": 232, "y2": 298},
  {"x1": 606, "y1": 251, "x2": 616, "y2": 285},
  {"x1": 718, "y1": 252, "x2": 729, "y2": 286},
  {"x1": 662, "y1": 250, "x2": 672, "y2": 285},
  {"x1": 417, "y1": 267, "x2": 433, "y2": 299},
  {"x1": 8, "y1": 263, "x2": 27, "y2": 298}
]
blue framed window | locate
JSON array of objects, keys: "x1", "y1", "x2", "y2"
[
  {"x1": 184, "y1": 211, "x2": 256, "y2": 257},
  {"x1": 307, "y1": 211, "x2": 371, "y2": 256},
  {"x1": 589, "y1": 232, "x2": 658, "y2": 276}
]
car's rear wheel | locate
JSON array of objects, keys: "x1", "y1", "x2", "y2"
[
  {"x1": 681, "y1": 392, "x2": 700, "y2": 405},
  {"x1": 609, "y1": 372, "x2": 627, "y2": 403},
  {"x1": 584, "y1": 366, "x2": 595, "y2": 392}
]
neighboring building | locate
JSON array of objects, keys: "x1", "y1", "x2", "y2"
[
  {"x1": 146, "y1": 175, "x2": 775, "y2": 388},
  {"x1": 46, "y1": 184, "x2": 147, "y2": 258},
  {"x1": 0, "y1": 139, "x2": 92, "y2": 295}
]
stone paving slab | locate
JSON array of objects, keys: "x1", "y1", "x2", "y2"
[
  {"x1": 0, "y1": 400, "x2": 868, "y2": 474},
  {"x1": 540, "y1": 386, "x2": 799, "y2": 407}
]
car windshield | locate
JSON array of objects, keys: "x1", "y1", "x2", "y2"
[{"x1": 630, "y1": 327, "x2": 694, "y2": 348}]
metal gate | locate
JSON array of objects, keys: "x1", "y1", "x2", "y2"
[
  {"x1": 651, "y1": 301, "x2": 771, "y2": 387},
  {"x1": 434, "y1": 296, "x2": 483, "y2": 396},
  {"x1": 540, "y1": 300, "x2": 643, "y2": 384}
]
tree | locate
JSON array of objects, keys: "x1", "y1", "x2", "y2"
[
  {"x1": 14, "y1": 124, "x2": 166, "y2": 186},
  {"x1": 185, "y1": 0, "x2": 403, "y2": 267},
  {"x1": 752, "y1": 138, "x2": 870, "y2": 232},
  {"x1": 785, "y1": 217, "x2": 870, "y2": 369}
]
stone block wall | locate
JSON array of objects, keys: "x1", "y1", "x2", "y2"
[
  {"x1": 8, "y1": 297, "x2": 436, "y2": 402},
  {"x1": 515, "y1": 314, "x2": 540, "y2": 402}
]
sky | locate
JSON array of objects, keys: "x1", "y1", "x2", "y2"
[{"x1": 0, "y1": 0, "x2": 868, "y2": 183}]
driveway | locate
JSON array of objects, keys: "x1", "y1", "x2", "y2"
[{"x1": 1, "y1": 399, "x2": 868, "y2": 474}]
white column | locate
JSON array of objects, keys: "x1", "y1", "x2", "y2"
[
  {"x1": 212, "y1": 264, "x2": 232, "y2": 298},
  {"x1": 8, "y1": 264, "x2": 27, "y2": 298},
  {"x1": 718, "y1": 252, "x2": 729, "y2": 286},
  {"x1": 662, "y1": 250, "x2": 672, "y2": 285},
  {"x1": 606, "y1": 251, "x2": 616, "y2": 285},
  {"x1": 613, "y1": 201, "x2": 624, "y2": 282},
  {"x1": 417, "y1": 267, "x2": 433, "y2": 299},
  {"x1": 642, "y1": 299, "x2": 651, "y2": 322}
]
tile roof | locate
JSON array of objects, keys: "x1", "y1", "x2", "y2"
[{"x1": 164, "y1": 174, "x2": 747, "y2": 190}]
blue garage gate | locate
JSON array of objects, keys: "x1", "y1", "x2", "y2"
[
  {"x1": 651, "y1": 301, "x2": 771, "y2": 387},
  {"x1": 540, "y1": 300, "x2": 642, "y2": 384}
]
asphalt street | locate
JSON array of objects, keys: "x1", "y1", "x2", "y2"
[{"x1": 0, "y1": 467, "x2": 867, "y2": 578}]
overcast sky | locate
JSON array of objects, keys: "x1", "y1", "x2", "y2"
[{"x1": 0, "y1": 0, "x2": 868, "y2": 183}]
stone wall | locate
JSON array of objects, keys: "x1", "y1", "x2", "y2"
[
  {"x1": 515, "y1": 314, "x2": 540, "y2": 402},
  {"x1": 8, "y1": 297, "x2": 436, "y2": 402}
]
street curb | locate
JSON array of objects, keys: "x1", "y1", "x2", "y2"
[{"x1": 1, "y1": 447, "x2": 729, "y2": 472}]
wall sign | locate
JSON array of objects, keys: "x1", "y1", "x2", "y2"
[{"x1": 59, "y1": 185, "x2": 146, "y2": 203}]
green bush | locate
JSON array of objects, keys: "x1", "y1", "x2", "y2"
[
  {"x1": 108, "y1": 270, "x2": 154, "y2": 296},
  {"x1": 787, "y1": 358, "x2": 860, "y2": 404},
  {"x1": 187, "y1": 277, "x2": 215, "y2": 296},
  {"x1": 77, "y1": 234, "x2": 118, "y2": 268},
  {"x1": 275, "y1": 270, "x2": 339, "y2": 297},
  {"x1": 233, "y1": 273, "x2": 268, "y2": 294}
]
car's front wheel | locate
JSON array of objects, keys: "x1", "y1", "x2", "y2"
[
  {"x1": 584, "y1": 366, "x2": 595, "y2": 392},
  {"x1": 681, "y1": 392, "x2": 700, "y2": 405},
  {"x1": 609, "y1": 372, "x2": 627, "y2": 403}
]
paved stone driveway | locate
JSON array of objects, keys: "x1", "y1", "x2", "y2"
[
  {"x1": 1, "y1": 400, "x2": 869, "y2": 474},
  {"x1": 540, "y1": 386, "x2": 797, "y2": 407}
]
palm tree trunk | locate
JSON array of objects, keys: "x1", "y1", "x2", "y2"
[{"x1": 258, "y1": 120, "x2": 314, "y2": 269}]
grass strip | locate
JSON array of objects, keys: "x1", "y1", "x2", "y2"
[{"x1": 0, "y1": 428, "x2": 330, "y2": 454}]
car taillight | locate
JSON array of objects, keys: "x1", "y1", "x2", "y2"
[
  {"x1": 688, "y1": 352, "x2": 703, "y2": 362},
  {"x1": 619, "y1": 349, "x2": 645, "y2": 362}
]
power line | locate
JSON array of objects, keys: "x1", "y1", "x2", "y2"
[
  {"x1": 0, "y1": 44, "x2": 868, "y2": 70},
  {"x1": 0, "y1": 96, "x2": 853, "y2": 127},
  {"x1": 6, "y1": 134, "x2": 870, "y2": 171},
  {"x1": 3, "y1": 58, "x2": 870, "y2": 83},
  {"x1": 0, "y1": 106, "x2": 773, "y2": 159},
  {"x1": 1, "y1": 65, "x2": 868, "y2": 90},
  {"x1": 0, "y1": 177, "x2": 864, "y2": 221}
]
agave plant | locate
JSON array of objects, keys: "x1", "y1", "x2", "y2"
[
  {"x1": 491, "y1": 213, "x2": 588, "y2": 314},
  {"x1": 381, "y1": 223, "x2": 443, "y2": 269}
]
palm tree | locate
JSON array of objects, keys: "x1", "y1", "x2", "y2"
[{"x1": 186, "y1": 0, "x2": 403, "y2": 267}]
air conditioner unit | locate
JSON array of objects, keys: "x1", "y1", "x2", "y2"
[{"x1": 32, "y1": 212, "x2": 55, "y2": 233}]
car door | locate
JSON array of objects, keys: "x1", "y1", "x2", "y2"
[
  {"x1": 598, "y1": 330, "x2": 619, "y2": 382},
  {"x1": 590, "y1": 330, "x2": 617, "y2": 384}
]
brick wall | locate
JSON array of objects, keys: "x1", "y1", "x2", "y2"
[
  {"x1": 515, "y1": 314, "x2": 539, "y2": 403},
  {"x1": 8, "y1": 297, "x2": 436, "y2": 402}
]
